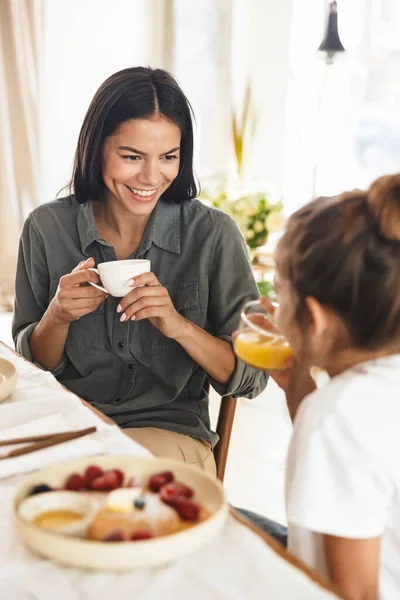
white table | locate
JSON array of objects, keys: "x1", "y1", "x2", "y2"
[{"x1": 0, "y1": 342, "x2": 343, "y2": 600}]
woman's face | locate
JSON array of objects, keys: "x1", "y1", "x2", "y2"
[{"x1": 102, "y1": 116, "x2": 181, "y2": 217}]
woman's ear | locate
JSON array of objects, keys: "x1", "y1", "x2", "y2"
[{"x1": 305, "y1": 296, "x2": 331, "y2": 338}]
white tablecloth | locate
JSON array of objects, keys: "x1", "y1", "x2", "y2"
[{"x1": 0, "y1": 343, "x2": 340, "y2": 600}]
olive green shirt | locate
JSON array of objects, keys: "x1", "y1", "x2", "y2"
[{"x1": 13, "y1": 196, "x2": 268, "y2": 446}]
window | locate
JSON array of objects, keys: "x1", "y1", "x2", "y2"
[{"x1": 283, "y1": 0, "x2": 400, "y2": 211}]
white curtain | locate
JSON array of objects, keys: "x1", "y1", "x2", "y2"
[
  {"x1": 0, "y1": 0, "x2": 43, "y2": 311},
  {"x1": 146, "y1": 0, "x2": 174, "y2": 72},
  {"x1": 171, "y1": 0, "x2": 294, "y2": 197}
]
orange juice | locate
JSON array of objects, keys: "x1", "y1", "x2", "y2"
[{"x1": 234, "y1": 330, "x2": 293, "y2": 371}]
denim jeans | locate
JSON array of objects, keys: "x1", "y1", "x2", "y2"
[{"x1": 235, "y1": 507, "x2": 288, "y2": 547}]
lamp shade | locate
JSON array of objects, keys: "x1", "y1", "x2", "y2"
[{"x1": 317, "y1": 1, "x2": 346, "y2": 63}]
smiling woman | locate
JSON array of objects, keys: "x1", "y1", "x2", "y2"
[
  {"x1": 12, "y1": 67, "x2": 268, "y2": 475},
  {"x1": 98, "y1": 117, "x2": 182, "y2": 241}
]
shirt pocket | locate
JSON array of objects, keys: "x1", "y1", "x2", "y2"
[
  {"x1": 141, "y1": 280, "x2": 200, "y2": 354},
  {"x1": 49, "y1": 279, "x2": 105, "y2": 350}
]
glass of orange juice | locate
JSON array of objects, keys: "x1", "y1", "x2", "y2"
[{"x1": 234, "y1": 300, "x2": 293, "y2": 371}]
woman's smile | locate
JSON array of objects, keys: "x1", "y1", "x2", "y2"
[{"x1": 124, "y1": 184, "x2": 159, "y2": 203}]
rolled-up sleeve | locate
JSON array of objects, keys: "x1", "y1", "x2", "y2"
[
  {"x1": 207, "y1": 214, "x2": 269, "y2": 398},
  {"x1": 12, "y1": 216, "x2": 67, "y2": 375}
]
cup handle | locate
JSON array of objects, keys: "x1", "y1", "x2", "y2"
[{"x1": 86, "y1": 268, "x2": 108, "y2": 294}]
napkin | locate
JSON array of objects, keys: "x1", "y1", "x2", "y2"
[{"x1": 0, "y1": 414, "x2": 151, "y2": 479}]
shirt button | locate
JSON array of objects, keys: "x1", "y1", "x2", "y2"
[
  {"x1": 128, "y1": 363, "x2": 135, "y2": 370},
  {"x1": 118, "y1": 342, "x2": 124, "y2": 349}
]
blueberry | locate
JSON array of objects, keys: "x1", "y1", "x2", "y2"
[
  {"x1": 134, "y1": 498, "x2": 146, "y2": 510},
  {"x1": 30, "y1": 484, "x2": 52, "y2": 496}
]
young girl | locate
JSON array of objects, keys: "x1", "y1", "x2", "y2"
[{"x1": 273, "y1": 174, "x2": 400, "y2": 600}]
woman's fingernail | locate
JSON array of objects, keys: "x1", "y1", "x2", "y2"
[
  {"x1": 131, "y1": 315, "x2": 136, "y2": 321},
  {"x1": 116, "y1": 304, "x2": 122, "y2": 313},
  {"x1": 125, "y1": 279, "x2": 134, "y2": 287},
  {"x1": 120, "y1": 313, "x2": 126, "y2": 322}
]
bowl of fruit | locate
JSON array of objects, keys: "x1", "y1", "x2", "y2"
[{"x1": 13, "y1": 455, "x2": 228, "y2": 570}]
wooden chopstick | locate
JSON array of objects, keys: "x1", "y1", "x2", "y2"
[
  {"x1": 0, "y1": 431, "x2": 82, "y2": 447},
  {"x1": 0, "y1": 426, "x2": 97, "y2": 460}
]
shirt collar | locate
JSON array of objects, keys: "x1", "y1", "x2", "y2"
[
  {"x1": 77, "y1": 198, "x2": 181, "y2": 255},
  {"x1": 144, "y1": 198, "x2": 181, "y2": 255}
]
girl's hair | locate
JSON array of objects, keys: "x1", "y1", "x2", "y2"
[
  {"x1": 68, "y1": 66, "x2": 199, "y2": 204},
  {"x1": 277, "y1": 174, "x2": 400, "y2": 350}
]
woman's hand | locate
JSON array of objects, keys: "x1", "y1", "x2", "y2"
[
  {"x1": 116, "y1": 272, "x2": 185, "y2": 339},
  {"x1": 49, "y1": 258, "x2": 108, "y2": 325}
]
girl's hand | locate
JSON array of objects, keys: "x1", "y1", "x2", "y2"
[
  {"x1": 253, "y1": 297, "x2": 316, "y2": 419},
  {"x1": 50, "y1": 258, "x2": 108, "y2": 324},
  {"x1": 116, "y1": 272, "x2": 185, "y2": 340}
]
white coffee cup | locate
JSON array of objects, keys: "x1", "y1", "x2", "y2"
[{"x1": 87, "y1": 259, "x2": 150, "y2": 297}]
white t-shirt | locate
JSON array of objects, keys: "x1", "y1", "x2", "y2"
[{"x1": 286, "y1": 354, "x2": 400, "y2": 600}]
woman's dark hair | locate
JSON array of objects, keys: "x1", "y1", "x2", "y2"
[
  {"x1": 68, "y1": 66, "x2": 199, "y2": 204},
  {"x1": 277, "y1": 174, "x2": 400, "y2": 350}
]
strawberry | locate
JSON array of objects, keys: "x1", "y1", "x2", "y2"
[
  {"x1": 159, "y1": 482, "x2": 194, "y2": 506},
  {"x1": 89, "y1": 470, "x2": 119, "y2": 490},
  {"x1": 114, "y1": 469, "x2": 124, "y2": 487},
  {"x1": 65, "y1": 473, "x2": 85, "y2": 491},
  {"x1": 148, "y1": 474, "x2": 165, "y2": 492},
  {"x1": 103, "y1": 530, "x2": 125, "y2": 542},
  {"x1": 174, "y1": 498, "x2": 199, "y2": 522},
  {"x1": 131, "y1": 531, "x2": 153, "y2": 541},
  {"x1": 83, "y1": 465, "x2": 103, "y2": 487},
  {"x1": 148, "y1": 471, "x2": 174, "y2": 492},
  {"x1": 164, "y1": 482, "x2": 194, "y2": 499}
]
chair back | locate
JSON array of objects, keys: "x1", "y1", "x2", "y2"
[{"x1": 205, "y1": 380, "x2": 237, "y2": 481}]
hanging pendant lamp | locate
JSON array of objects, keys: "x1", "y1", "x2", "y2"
[{"x1": 317, "y1": 0, "x2": 346, "y2": 64}]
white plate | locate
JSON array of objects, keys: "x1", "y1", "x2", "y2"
[
  {"x1": 13, "y1": 455, "x2": 228, "y2": 570},
  {"x1": 0, "y1": 357, "x2": 18, "y2": 402}
]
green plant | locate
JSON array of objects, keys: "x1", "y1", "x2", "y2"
[
  {"x1": 232, "y1": 84, "x2": 256, "y2": 177},
  {"x1": 256, "y1": 280, "x2": 276, "y2": 300},
  {"x1": 208, "y1": 191, "x2": 284, "y2": 249},
  {"x1": 201, "y1": 82, "x2": 284, "y2": 249}
]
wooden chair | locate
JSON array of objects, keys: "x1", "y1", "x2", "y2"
[{"x1": 205, "y1": 380, "x2": 237, "y2": 481}]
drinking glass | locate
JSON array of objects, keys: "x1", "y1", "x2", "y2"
[{"x1": 234, "y1": 300, "x2": 293, "y2": 371}]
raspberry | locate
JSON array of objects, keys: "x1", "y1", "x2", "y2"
[
  {"x1": 131, "y1": 531, "x2": 153, "y2": 541},
  {"x1": 65, "y1": 473, "x2": 85, "y2": 491},
  {"x1": 103, "y1": 530, "x2": 125, "y2": 542},
  {"x1": 148, "y1": 471, "x2": 174, "y2": 492},
  {"x1": 174, "y1": 498, "x2": 199, "y2": 521},
  {"x1": 89, "y1": 470, "x2": 119, "y2": 491},
  {"x1": 83, "y1": 465, "x2": 103, "y2": 487}
]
